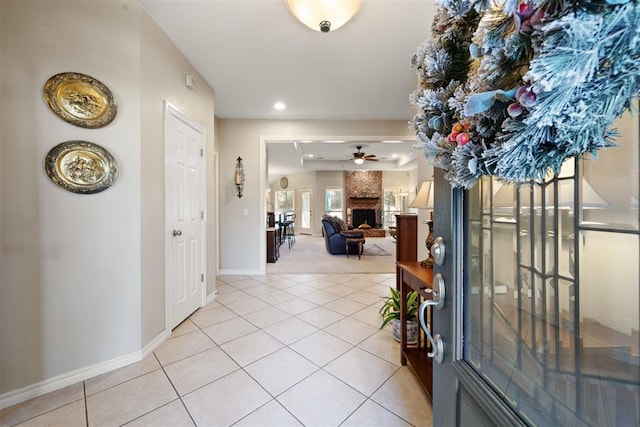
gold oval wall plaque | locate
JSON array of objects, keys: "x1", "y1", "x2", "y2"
[
  {"x1": 44, "y1": 72, "x2": 117, "y2": 128},
  {"x1": 45, "y1": 141, "x2": 118, "y2": 194}
]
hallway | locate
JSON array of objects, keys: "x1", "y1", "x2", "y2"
[{"x1": 1, "y1": 273, "x2": 432, "y2": 426}]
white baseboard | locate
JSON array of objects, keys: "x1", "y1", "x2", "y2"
[
  {"x1": 206, "y1": 290, "x2": 218, "y2": 305},
  {"x1": 218, "y1": 268, "x2": 265, "y2": 276},
  {"x1": 0, "y1": 330, "x2": 169, "y2": 411}
]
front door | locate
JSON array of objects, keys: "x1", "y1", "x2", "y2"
[
  {"x1": 299, "y1": 187, "x2": 312, "y2": 235},
  {"x1": 165, "y1": 103, "x2": 205, "y2": 331},
  {"x1": 431, "y1": 114, "x2": 639, "y2": 425}
]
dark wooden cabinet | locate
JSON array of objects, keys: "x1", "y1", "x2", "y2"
[
  {"x1": 266, "y1": 227, "x2": 280, "y2": 263},
  {"x1": 395, "y1": 214, "x2": 417, "y2": 263}
]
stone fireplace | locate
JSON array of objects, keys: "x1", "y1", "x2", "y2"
[{"x1": 345, "y1": 170, "x2": 382, "y2": 228}]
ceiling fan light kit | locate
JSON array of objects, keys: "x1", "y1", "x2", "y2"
[
  {"x1": 284, "y1": 0, "x2": 365, "y2": 33},
  {"x1": 352, "y1": 145, "x2": 379, "y2": 164}
]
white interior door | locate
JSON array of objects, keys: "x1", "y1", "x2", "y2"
[
  {"x1": 299, "y1": 187, "x2": 312, "y2": 235},
  {"x1": 165, "y1": 103, "x2": 205, "y2": 331}
]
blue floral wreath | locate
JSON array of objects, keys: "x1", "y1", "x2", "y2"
[{"x1": 410, "y1": 0, "x2": 640, "y2": 188}]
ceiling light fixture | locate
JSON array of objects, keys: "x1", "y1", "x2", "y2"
[
  {"x1": 284, "y1": 0, "x2": 365, "y2": 33},
  {"x1": 353, "y1": 158, "x2": 365, "y2": 165},
  {"x1": 273, "y1": 102, "x2": 286, "y2": 110}
]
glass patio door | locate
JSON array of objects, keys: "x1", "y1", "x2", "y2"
[
  {"x1": 299, "y1": 187, "x2": 312, "y2": 235},
  {"x1": 431, "y1": 114, "x2": 639, "y2": 425}
]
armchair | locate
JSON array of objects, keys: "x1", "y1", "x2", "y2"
[{"x1": 321, "y1": 215, "x2": 365, "y2": 255}]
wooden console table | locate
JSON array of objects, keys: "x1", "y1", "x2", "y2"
[{"x1": 398, "y1": 261, "x2": 433, "y2": 402}]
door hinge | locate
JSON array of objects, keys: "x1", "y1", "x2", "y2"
[
  {"x1": 201, "y1": 211, "x2": 204, "y2": 220},
  {"x1": 200, "y1": 148, "x2": 204, "y2": 157},
  {"x1": 201, "y1": 274, "x2": 204, "y2": 282}
]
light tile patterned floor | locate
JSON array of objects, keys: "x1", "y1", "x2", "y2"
[{"x1": 0, "y1": 273, "x2": 433, "y2": 426}]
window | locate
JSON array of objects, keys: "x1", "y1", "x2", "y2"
[
  {"x1": 383, "y1": 189, "x2": 401, "y2": 228},
  {"x1": 275, "y1": 190, "x2": 295, "y2": 214},
  {"x1": 325, "y1": 187, "x2": 343, "y2": 219}
]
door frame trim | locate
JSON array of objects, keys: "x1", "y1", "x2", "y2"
[{"x1": 163, "y1": 101, "x2": 207, "y2": 332}]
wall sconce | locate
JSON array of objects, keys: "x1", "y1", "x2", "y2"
[{"x1": 234, "y1": 157, "x2": 245, "y2": 198}]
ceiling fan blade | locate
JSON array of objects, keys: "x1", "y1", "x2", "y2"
[
  {"x1": 363, "y1": 154, "x2": 377, "y2": 159},
  {"x1": 365, "y1": 157, "x2": 379, "y2": 161}
]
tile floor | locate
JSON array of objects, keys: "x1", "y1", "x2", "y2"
[{"x1": 0, "y1": 273, "x2": 432, "y2": 427}]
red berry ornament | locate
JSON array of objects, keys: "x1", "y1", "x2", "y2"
[{"x1": 456, "y1": 132, "x2": 470, "y2": 145}]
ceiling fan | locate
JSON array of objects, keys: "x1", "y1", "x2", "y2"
[{"x1": 352, "y1": 145, "x2": 378, "y2": 164}]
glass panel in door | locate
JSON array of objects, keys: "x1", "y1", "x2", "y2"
[
  {"x1": 465, "y1": 127, "x2": 639, "y2": 425},
  {"x1": 300, "y1": 188, "x2": 312, "y2": 235}
]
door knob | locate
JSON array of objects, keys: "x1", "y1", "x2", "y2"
[{"x1": 172, "y1": 230, "x2": 182, "y2": 236}]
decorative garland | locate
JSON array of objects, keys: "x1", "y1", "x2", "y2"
[{"x1": 410, "y1": 0, "x2": 640, "y2": 188}]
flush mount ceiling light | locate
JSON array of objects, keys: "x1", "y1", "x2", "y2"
[{"x1": 284, "y1": 0, "x2": 365, "y2": 33}]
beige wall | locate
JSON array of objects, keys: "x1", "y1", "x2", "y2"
[
  {"x1": 217, "y1": 118, "x2": 416, "y2": 274},
  {"x1": 0, "y1": 0, "x2": 215, "y2": 405},
  {"x1": 140, "y1": 12, "x2": 215, "y2": 344}
]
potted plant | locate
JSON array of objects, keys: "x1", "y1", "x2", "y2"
[{"x1": 379, "y1": 287, "x2": 420, "y2": 344}]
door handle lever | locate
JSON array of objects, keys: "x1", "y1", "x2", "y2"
[
  {"x1": 172, "y1": 230, "x2": 182, "y2": 236},
  {"x1": 418, "y1": 273, "x2": 445, "y2": 363}
]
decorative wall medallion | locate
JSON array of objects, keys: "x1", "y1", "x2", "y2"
[
  {"x1": 45, "y1": 141, "x2": 118, "y2": 194},
  {"x1": 280, "y1": 176, "x2": 289, "y2": 189},
  {"x1": 44, "y1": 72, "x2": 117, "y2": 128}
]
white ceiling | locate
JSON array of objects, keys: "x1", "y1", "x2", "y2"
[{"x1": 139, "y1": 0, "x2": 436, "y2": 178}]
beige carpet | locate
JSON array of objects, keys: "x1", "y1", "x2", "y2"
[{"x1": 266, "y1": 234, "x2": 396, "y2": 274}]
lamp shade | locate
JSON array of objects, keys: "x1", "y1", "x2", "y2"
[
  {"x1": 284, "y1": 0, "x2": 365, "y2": 32},
  {"x1": 353, "y1": 157, "x2": 365, "y2": 165},
  {"x1": 409, "y1": 180, "x2": 433, "y2": 210}
]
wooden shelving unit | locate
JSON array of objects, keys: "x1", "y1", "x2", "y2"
[
  {"x1": 398, "y1": 261, "x2": 433, "y2": 402},
  {"x1": 395, "y1": 214, "x2": 433, "y2": 402}
]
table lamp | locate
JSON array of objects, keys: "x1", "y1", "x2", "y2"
[{"x1": 409, "y1": 179, "x2": 434, "y2": 268}]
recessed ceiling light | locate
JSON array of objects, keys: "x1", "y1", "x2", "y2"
[
  {"x1": 307, "y1": 154, "x2": 314, "y2": 158},
  {"x1": 298, "y1": 140, "x2": 313, "y2": 143},
  {"x1": 273, "y1": 102, "x2": 286, "y2": 110},
  {"x1": 391, "y1": 154, "x2": 399, "y2": 158},
  {"x1": 382, "y1": 140, "x2": 403, "y2": 143},
  {"x1": 323, "y1": 140, "x2": 345, "y2": 143}
]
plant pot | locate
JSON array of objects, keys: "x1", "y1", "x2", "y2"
[{"x1": 391, "y1": 318, "x2": 419, "y2": 345}]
